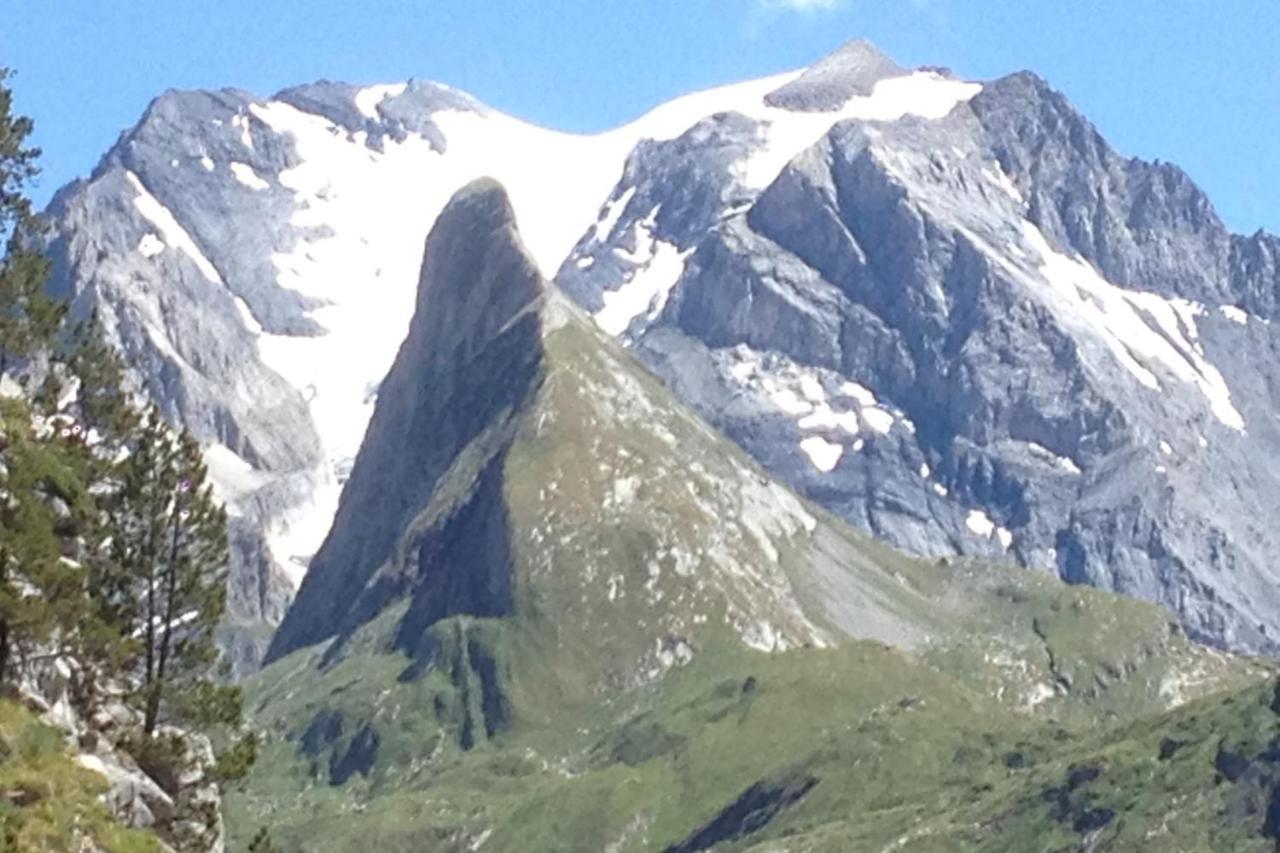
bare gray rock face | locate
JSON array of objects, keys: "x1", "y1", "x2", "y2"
[
  {"x1": 559, "y1": 61, "x2": 1280, "y2": 656},
  {"x1": 267, "y1": 178, "x2": 546, "y2": 662},
  {"x1": 42, "y1": 40, "x2": 1280, "y2": 666},
  {"x1": 765, "y1": 39, "x2": 904, "y2": 111}
]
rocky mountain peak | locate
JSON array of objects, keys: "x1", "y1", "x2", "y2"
[
  {"x1": 765, "y1": 38, "x2": 905, "y2": 111},
  {"x1": 266, "y1": 178, "x2": 547, "y2": 662}
]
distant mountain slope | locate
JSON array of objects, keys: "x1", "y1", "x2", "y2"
[
  {"x1": 42, "y1": 40, "x2": 1280, "y2": 663},
  {"x1": 228, "y1": 179, "x2": 1268, "y2": 852},
  {"x1": 557, "y1": 44, "x2": 1280, "y2": 656}
]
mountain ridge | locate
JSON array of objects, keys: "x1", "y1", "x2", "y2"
[
  {"x1": 228, "y1": 176, "x2": 1271, "y2": 851},
  {"x1": 38, "y1": 40, "x2": 1280, "y2": 668}
]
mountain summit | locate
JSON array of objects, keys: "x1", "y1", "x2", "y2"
[
  {"x1": 41, "y1": 41, "x2": 1280, "y2": 668},
  {"x1": 267, "y1": 176, "x2": 833, "y2": 672},
  {"x1": 266, "y1": 179, "x2": 546, "y2": 660},
  {"x1": 765, "y1": 38, "x2": 906, "y2": 110},
  {"x1": 231, "y1": 178, "x2": 1263, "y2": 851}
]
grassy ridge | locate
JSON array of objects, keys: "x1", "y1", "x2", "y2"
[{"x1": 225, "y1": 303, "x2": 1272, "y2": 851}]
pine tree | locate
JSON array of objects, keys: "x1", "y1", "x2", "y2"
[
  {"x1": 0, "y1": 67, "x2": 101, "y2": 692},
  {"x1": 104, "y1": 407, "x2": 238, "y2": 734},
  {"x1": 0, "y1": 67, "x2": 63, "y2": 377},
  {"x1": 0, "y1": 66, "x2": 251, "y2": 778},
  {"x1": 0, "y1": 396, "x2": 93, "y2": 687}
]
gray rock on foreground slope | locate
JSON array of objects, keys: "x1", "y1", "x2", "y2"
[{"x1": 39, "y1": 40, "x2": 1280, "y2": 664}]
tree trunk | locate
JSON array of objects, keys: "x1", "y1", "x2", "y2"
[{"x1": 147, "y1": 500, "x2": 183, "y2": 735}]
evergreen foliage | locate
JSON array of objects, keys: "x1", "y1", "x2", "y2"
[
  {"x1": 101, "y1": 408, "x2": 236, "y2": 734},
  {"x1": 0, "y1": 68, "x2": 62, "y2": 377},
  {"x1": 0, "y1": 66, "x2": 254, "y2": 842}
]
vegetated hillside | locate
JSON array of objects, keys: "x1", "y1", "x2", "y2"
[{"x1": 225, "y1": 181, "x2": 1269, "y2": 852}]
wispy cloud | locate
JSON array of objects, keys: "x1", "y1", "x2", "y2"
[{"x1": 758, "y1": 0, "x2": 848, "y2": 11}]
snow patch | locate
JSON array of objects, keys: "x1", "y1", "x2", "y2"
[
  {"x1": 137, "y1": 233, "x2": 165, "y2": 258},
  {"x1": 126, "y1": 172, "x2": 222, "y2": 283},
  {"x1": 354, "y1": 82, "x2": 408, "y2": 119},
  {"x1": 593, "y1": 185, "x2": 637, "y2": 243},
  {"x1": 230, "y1": 161, "x2": 270, "y2": 191},
  {"x1": 799, "y1": 435, "x2": 843, "y2": 472},
  {"x1": 965, "y1": 509, "x2": 996, "y2": 538},
  {"x1": 839, "y1": 381, "x2": 877, "y2": 407},
  {"x1": 594, "y1": 221, "x2": 689, "y2": 335},
  {"x1": 1023, "y1": 224, "x2": 1244, "y2": 431},
  {"x1": 860, "y1": 407, "x2": 895, "y2": 435},
  {"x1": 1220, "y1": 304, "x2": 1248, "y2": 324},
  {"x1": 204, "y1": 444, "x2": 270, "y2": 504},
  {"x1": 200, "y1": 156, "x2": 214, "y2": 171},
  {"x1": 969, "y1": 222, "x2": 1245, "y2": 432},
  {"x1": 231, "y1": 113, "x2": 253, "y2": 149}
]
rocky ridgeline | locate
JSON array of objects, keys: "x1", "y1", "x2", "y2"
[{"x1": 41, "y1": 39, "x2": 1280, "y2": 664}]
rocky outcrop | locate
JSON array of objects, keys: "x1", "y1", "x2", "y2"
[
  {"x1": 765, "y1": 39, "x2": 903, "y2": 110},
  {"x1": 19, "y1": 655, "x2": 225, "y2": 853},
  {"x1": 267, "y1": 178, "x2": 544, "y2": 661}
]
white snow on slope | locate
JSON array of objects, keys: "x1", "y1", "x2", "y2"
[
  {"x1": 593, "y1": 185, "x2": 637, "y2": 243},
  {"x1": 735, "y1": 72, "x2": 983, "y2": 191},
  {"x1": 964, "y1": 221, "x2": 1245, "y2": 432},
  {"x1": 1021, "y1": 224, "x2": 1245, "y2": 432},
  {"x1": 800, "y1": 435, "x2": 843, "y2": 472},
  {"x1": 596, "y1": 239, "x2": 690, "y2": 335},
  {"x1": 965, "y1": 509, "x2": 995, "y2": 537},
  {"x1": 965, "y1": 509, "x2": 1012, "y2": 549},
  {"x1": 137, "y1": 233, "x2": 164, "y2": 258},
  {"x1": 126, "y1": 172, "x2": 223, "y2": 283},
  {"x1": 721, "y1": 346, "x2": 909, "y2": 473},
  {"x1": 193, "y1": 66, "x2": 985, "y2": 584},
  {"x1": 230, "y1": 161, "x2": 270, "y2": 190},
  {"x1": 354, "y1": 82, "x2": 407, "y2": 119},
  {"x1": 595, "y1": 206, "x2": 692, "y2": 334},
  {"x1": 1220, "y1": 305, "x2": 1248, "y2": 324}
]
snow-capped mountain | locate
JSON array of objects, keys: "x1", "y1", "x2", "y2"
[{"x1": 42, "y1": 40, "x2": 1280, "y2": 666}]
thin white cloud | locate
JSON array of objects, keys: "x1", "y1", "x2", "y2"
[{"x1": 759, "y1": 0, "x2": 848, "y2": 12}]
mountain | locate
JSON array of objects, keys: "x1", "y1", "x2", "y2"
[
  {"x1": 227, "y1": 178, "x2": 1269, "y2": 852},
  {"x1": 41, "y1": 40, "x2": 1280, "y2": 669},
  {"x1": 557, "y1": 44, "x2": 1280, "y2": 658}
]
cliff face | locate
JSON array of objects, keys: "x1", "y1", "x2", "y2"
[
  {"x1": 43, "y1": 42, "x2": 1280, "y2": 663},
  {"x1": 559, "y1": 59, "x2": 1280, "y2": 656},
  {"x1": 268, "y1": 179, "x2": 546, "y2": 660}
]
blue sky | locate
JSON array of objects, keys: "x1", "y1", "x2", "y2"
[{"x1": 4, "y1": 1, "x2": 1278, "y2": 233}]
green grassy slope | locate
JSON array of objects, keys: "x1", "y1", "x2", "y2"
[
  {"x1": 226, "y1": 184, "x2": 1271, "y2": 851},
  {"x1": 225, "y1": 310, "x2": 1267, "y2": 852}
]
